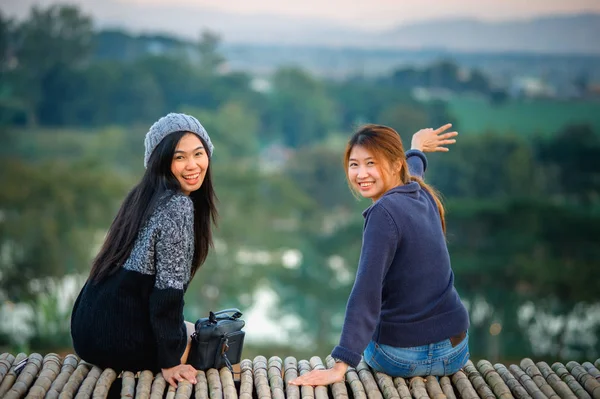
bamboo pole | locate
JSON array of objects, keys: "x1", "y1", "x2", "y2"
[
  {"x1": 408, "y1": 377, "x2": 429, "y2": 399},
  {"x1": 438, "y1": 377, "x2": 456, "y2": 399},
  {"x1": 309, "y1": 357, "x2": 329, "y2": 399},
  {"x1": 566, "y1": 361, "x2": 600, "y2": 399},
  {"x1": 372, "y1": 368, "x2": 400, "y2": 399},
  {"x1": 25, "y1": 353, "x2": 62, "y2": 399},
  {"x1": 451, "y1": 370, "x2": 479, "y2": 399},
  {"x1": 283, "y1": 357, "x2": 299, "y2": 399},
  {"x1": 174, "y1": 381, "x2": 194, "y2": 399},
  {"x1": 509, "y1": 364, "x2": 548, "y2": 399},
  {"x1": 239, "y1": 359, "x2": 254, "y2": 399},
  {"x1": 582, "y1": 363, "x2": 600, "y2": 381},
  {"x1": 425, "y1": 376, "x2": 446, "y2": 399},
  {"x1": 254, "y1": 356, "x2": 272, "y2": 399},
  {"x1": 150, "y1": 372, "x2": 167, "y2": 399},
  {"x1": 194, "y1": 370, "x2": 209, "y2": 399},
  {"x1": 298, "y1": 360, "x2": 315, "y2": 399},
  {"x1": 59, "y1": 361, "x2": 92, "y2": 399},
  {"x1": 356, "y1": 360, "x2": 382, "y2": 399},
  {"x1": 135, "y1": 370, "x2": 154, "y2": 399},
  {"x1": 166, "y1": 385, "x2": 177, "y2": 399},
  {"x1": 48, "y1": 354, "x2": 79, "y2": 399},
  {"x1": 207, "y1": 368, "x2": 223, "y2": 399},
  {"x1": 536, "y1": 361, "x2": 578, "y2": 399},
  {"x1": 5, "y1": 352, "x2": 44, "y2": 399},
  {"x1": 220, "y1": 366, "x2": 238, "y2": 399},
  {"x1": 494, "y1": 364, "x2": 532, "y2": 399},
  {"x1": 267, "y1": 356, "x2": 284, "y2": 399},
  {"x1": 92, "y1": 368, "x2": 117, "y2": 399},
  {"x1": 393, "y1": 377, "x2": 411, "y2": 399},
  {"x1": 326, "y1": 355, "x2": 350, "y2": 399},
  {"x1": 74, "y1": 365, "x2": 103, "y2": 399},
  {"x1": 0, "y1": 353, "x2": 16, "y2": 386},
  {"x1": 346, "y1": 365, "x2": 367, "y2": 399},
  {"x1": 552, "y1": 362, "x2": 591, "y2": 399},
  {"x1": 476, "y1": 360, "x2": 513, "y2": 399},
  {"x1": 463, "y1": 360, "x2": 495, "y2": 399},
  {"x1": 120, "y1": 371, "x2": 135, "y2": 398},
  {"x1": 520, "y1": 358, "x2": 560, "y2": 399},
  {"x1": 0, "y1": 352, "x2": 28, "y2": 397}
]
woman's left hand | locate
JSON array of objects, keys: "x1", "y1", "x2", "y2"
[
  {"x1": 411, "y1": 123, "x2": 458, "y2": 153},
  {"x1": 289, "y1": 364, "x2": 347, "y2": 386}
]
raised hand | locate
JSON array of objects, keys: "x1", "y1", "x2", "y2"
[
  {"x1": 411, "y1": 123, "x2": 458, "y2": 153},
  {"x1": 162, "y1": 363, "x2": 198, "y2": 387}
]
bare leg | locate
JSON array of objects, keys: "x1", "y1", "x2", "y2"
[{"x1": 180, "y1": 321, "x2": 195, "y2": 364}]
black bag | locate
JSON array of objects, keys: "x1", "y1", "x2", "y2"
[{"x1": 187, "y1": 308, "x2": 245, "y2": 371}]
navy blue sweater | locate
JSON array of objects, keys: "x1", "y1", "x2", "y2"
[{"x1": 331, "y1": 150, "x2": 470, "y2": 368}]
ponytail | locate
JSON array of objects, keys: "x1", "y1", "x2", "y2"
[{"x1": 409, "y1": 175, "x2": 446, "y2": 234}]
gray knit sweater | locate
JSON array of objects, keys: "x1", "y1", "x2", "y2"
[{"x1": 71, "y1": 191, "x2": 195, "y2": 372}]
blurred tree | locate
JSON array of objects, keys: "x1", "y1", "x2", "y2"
[
  {"x1": 284, "y1": 143, "x2": 354, "y2": 211},
  {"x1": 377, "y1": 103, "x2": 429, "y2": 144},
  {"x1": 134, "y1": 55, "x2": 195, "y2": 114},
  {"x1": 0, "y1": 157, "x2": 130, "y2": 302},
  {"x1": 0, "y1": 11, "x2": 15, "y2": 71},
  {"x1": 191, "y1": 101, "x2": 261, "y2": 160},
  {"x1": 427, "y1": 132, "x2": 541, "y2": 199},
  {"x1": 265, "y1": 67, "x2": 338, "y2": 147},
  {"x1": 10, "y1": 5, "x2": 93, "y2": 125},
  {"x1": 534, "y1": 124, "x2": 600, "y2": 205},
  {"x1": 185, "y1": 160, "x2": 314, "y2": 314},
  {"x1": 327, "y1": 80, "x2": 415, "y2": 130},
  {"x1": 197, "y1": 31, "x2": 225, "y2": 74},
  {"x1": 384, "y1": 60, "x2": 491, "y2": 96}
]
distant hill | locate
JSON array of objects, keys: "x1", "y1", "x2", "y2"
[
  {"x1": 377, "y1": 14, "x2": 600, "y2": 54},
  {"x1": 94, "y1": 29, "x2": 600, "y2": 84},
  {"x1": 87, "y1": 6, "x2": 600, "y2": 55},
  {"x1": 3, "y1": 1, "x2": 599, "y2": 54}
]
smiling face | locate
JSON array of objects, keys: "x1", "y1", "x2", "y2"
[
  {"x1": 170, "y1": 133, "x2": 209, "y2": 195},
  {"x1": 347, "y1": 145, "x2": 401, "y2": 202}
]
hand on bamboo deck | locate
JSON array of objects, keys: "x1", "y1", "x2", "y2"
[
  {"x1": 162, "y1": 364, "x2": 198, "y2": 387},
  {"x1": 289, "y1": 362, "x2": 347, "y2": 386},
  {"x1": 411, "y1": 123, "x2": 458, "y2": 153}
]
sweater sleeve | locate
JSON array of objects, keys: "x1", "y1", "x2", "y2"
[
  {"x1": 405, "y1": 149, "x2": 428, "y2": 178},
  {"x1": 148, "y1": 198, "x2": 194, "y2": 370},
  {"x1": 331, "y1": 204, "x2": 399, "y2": 367}
]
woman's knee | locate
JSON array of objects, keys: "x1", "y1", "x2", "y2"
[{"x1": 185, "y1": 321, "x2": 195, "y2": 338}]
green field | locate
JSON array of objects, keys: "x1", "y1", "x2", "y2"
[{"x1": 448, "y1": 97, "x2": 600, "y2": 135}]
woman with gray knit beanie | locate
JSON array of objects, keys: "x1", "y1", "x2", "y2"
[{"x1": 70, "y1": 113, "x2": 217, "y2": 388}]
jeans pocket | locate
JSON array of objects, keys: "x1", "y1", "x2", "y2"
[
  {"x1": 444, "y1": 346, "x2": 470, "y2": 375},
  {"x1": 372, "y1": 343, "x2": 419, "y2": 378}
]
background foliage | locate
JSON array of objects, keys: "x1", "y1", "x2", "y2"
[{"x1": 0, "y1": 4, "x2": 599, "y2": 363}]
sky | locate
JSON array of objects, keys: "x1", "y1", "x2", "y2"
[
  {"x1": 4, "y1": 0, "x2": 600, "y2": 30},
  {"x1": 128, "y1": 0, "x2": 600, "y2": 24}
]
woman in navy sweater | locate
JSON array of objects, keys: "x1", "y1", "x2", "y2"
[{"x1": 291, "y1": 123, "x2": 470, "y2": 385}]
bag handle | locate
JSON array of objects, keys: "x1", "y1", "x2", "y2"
[{"x1": 212, "y1": 308, "x2": 243, "y2": 319}]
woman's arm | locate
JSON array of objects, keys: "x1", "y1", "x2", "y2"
[
  {"x1": 290, "y1": 204, "x2": 398, "y2": 386},
  {"x1": 149, "y1": 196, "x2": 197, "y2": 387}
]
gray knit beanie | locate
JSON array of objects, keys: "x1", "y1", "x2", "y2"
[{"x1": 144, "y1": 112, "x2": 214, "y2": 168}]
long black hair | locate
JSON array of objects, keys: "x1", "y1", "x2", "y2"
[{"x1": 89, "y1": 131, "x2": 218, "y2": 283}]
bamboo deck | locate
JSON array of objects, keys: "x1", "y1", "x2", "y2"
[{"x1": 0, "y1": 353, "x2": 599, "y2": 399}]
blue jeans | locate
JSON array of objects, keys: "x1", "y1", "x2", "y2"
[{"x1": 363, "y1": 332, "x2": 470, "y2": 377}]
